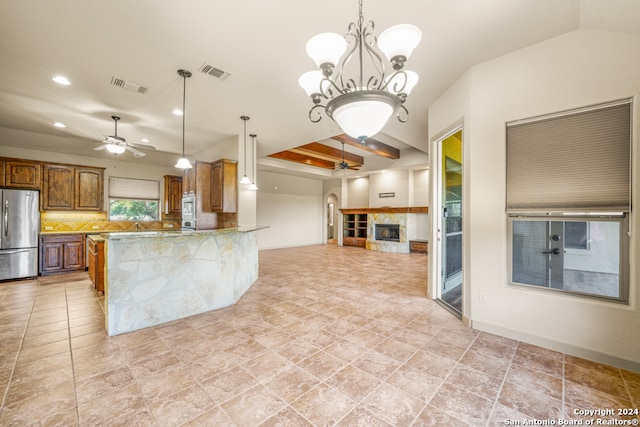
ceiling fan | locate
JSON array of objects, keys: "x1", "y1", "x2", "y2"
[
  {"x1": 95, "y1": 115, "x2": 156, "y2": 157},
  {"x1": 335, "y1": 141, "x2": 359, "y2": 171}
]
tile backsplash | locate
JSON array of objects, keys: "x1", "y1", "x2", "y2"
[{"x1": 40, "y1": 212, "x2": 180, "y2": 233}]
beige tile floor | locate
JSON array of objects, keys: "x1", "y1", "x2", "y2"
[{"x1": 0, "y1": 244, "x2": 638, "y2": 426}]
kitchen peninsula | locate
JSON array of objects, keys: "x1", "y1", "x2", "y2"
[{"x1": 103, "y1": 226, "x2": 266, "y2": 336}]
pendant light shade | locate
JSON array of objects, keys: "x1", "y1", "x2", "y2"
[
  {"x1": 240, "y1": 116, "x2": 251, "y2": 184},
  {"x1": 175, "y1": 69, "x2": 193, "y2": 169}
]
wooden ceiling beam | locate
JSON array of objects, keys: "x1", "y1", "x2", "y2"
[
  {"x1": 268, "y1": 151, "x2": 337, "y2": 169},
  {"x1": 292, "y1": 142, "x2": 364, "y2": 165},
  {"x1": 331, "y1": 134, "x2": 400, "y2": 159}
]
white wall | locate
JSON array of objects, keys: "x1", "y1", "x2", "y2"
[
  {"x1": 412, "y1": 169, "x2": 429, "y2": 206},
  {"x1": 429, "y1": 29, "x2": 640, "y2": 369},
  {"x1": 369, "y1": 170, "x2": 409, "y2": 207},
  {"x1": 256, "y1": 171, "x2": 324, "y2": 250},
  {"x1": 346, "y1": 177, "x2": 369, "y2": 208}
]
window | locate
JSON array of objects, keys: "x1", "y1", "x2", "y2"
[
  {"x1": 564, "y1": 222, "x2": 589, "y2": 250},
  {"x1": 108, "y1": 177, "x2": 160, "y2": 221},
  {"x1": 506, "y1": 100, "x2": 631, "y2": 303},
  {"x1": 509, "y1": 216, "x2": 628, "y2": 302}
]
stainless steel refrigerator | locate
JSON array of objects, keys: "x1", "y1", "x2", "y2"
[{"x1": 0, "y1": 189, "x2": 39, "y2": 281}]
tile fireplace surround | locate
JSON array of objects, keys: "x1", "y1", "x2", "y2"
[{"x1": 341, "y1": 207, "x2": 428, "y2": 254}]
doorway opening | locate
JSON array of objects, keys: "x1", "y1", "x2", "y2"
[
  {"x1": 326, "y1": 194, "x2": 338, "y2": 245},
  {"x1": 436, "y1": 128, "x2": 463, "y2": 316}
]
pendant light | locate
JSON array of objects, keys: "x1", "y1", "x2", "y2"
[
  {"x1": 249, "y1": 133, "x2": 258, "y2": 191},
  {"x1": 175, "y1": 69, "x2": 193, "y2": 169},
  {"x1": 239, "y1": 116, "x2": 251, "y2": 184}
]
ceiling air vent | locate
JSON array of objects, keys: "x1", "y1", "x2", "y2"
[
  {"x1": 198, "y1": 63, "x2": 231, "y2": 81},
  {"x1": 110, "y1": 76, "x2": 149, "y2": 94}
]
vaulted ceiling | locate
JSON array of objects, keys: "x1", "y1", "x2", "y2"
[{"x1": 0, "y1": 1, "x2": 638, "y2": 178}]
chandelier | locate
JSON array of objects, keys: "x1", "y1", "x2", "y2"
[{"x1": 299, "y1": 0, "x2": 421, "y2": 143}]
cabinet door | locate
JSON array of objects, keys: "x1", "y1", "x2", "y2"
[
  {"x1": 211, "y1": 160, "x2": 237, "y2": 213},
  {"x1": 63, "y1": 241, "x2": 85, "y2": 270},
  {"x1": 163, "y1": 175, "x2": 183, "y2": 214},
  {"x1": 87, "y1": 246, "x2": 96, "y2": 285},
  {"x1": 182, "y1": 168, "x2": 195, "y2": 196},
  {"x1": 42, "y1": 164, "x2": 74, "y2": 210},
  {"x1": 40, "y1": 241, "x2": 64, "y2": 273},
  {"x1": 75, "y1": 168, "x2": 103, "y2": 211},
  {"x1": 4, "y1": 159, "x2": 41, "y2": 189}
]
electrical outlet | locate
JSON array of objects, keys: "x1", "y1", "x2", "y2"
[
  {"x1": 44, "y1": 226, "x2": 53, "y2": 231},
  {"x1": 163, "y1": 223, "x2": 174, "y2": 228},
  {"x1": 479, "y1": 293, "x2": 487, "y2": 303},
  {"x1": 92, "y1": 225, "x2": 99, "y2": 230}
]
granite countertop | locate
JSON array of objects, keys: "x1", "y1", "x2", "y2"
[
  {"x1": 102, "y1": 225, "x2": 269, "y2": 240},
  {"x1": 87, "y1": 234, "x2": 105, "y2": 242}
]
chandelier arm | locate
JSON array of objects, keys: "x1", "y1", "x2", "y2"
[
  {"x1": 380, "y1": 69, "x2": 407, "y2": 93},
  {"x1": 335, "y1": 23, "x2": 360, "y2": 90},
  {"x1": 319, "y1": 77, "x2": 347, "y2": 99},
  {"x1": 396, "y1": 104, "x2": 409, "y2": 123},
  {"x1": 309, "y1": 104, "x2": 326, "y2": 123}
]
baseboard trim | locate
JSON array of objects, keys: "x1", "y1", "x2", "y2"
[{"x1": 472, "y1": 321, "x2": 640, "y2": 373}]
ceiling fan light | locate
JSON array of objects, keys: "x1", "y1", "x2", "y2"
[
  {"x1": 175, "y1": 156, "x2": 193, "y2": 169},
  {"x1": 377, "y1": 24, "x2": 422, "y2": 63},
  {"x1": 305, "y1": 33, "x2": 347, "y2": 69},
  {"x1": 105, "y1": 144, "x2": 125, "y2": 154}
]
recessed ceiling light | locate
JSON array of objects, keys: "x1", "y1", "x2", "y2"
[
  {"x1": 172, "y1": 109, "x2": 183, "y2": 116},
  {"x1": 141, "y1": 138, "x2": 149, "y2": 143},
  {"x1": 53, "y1": 122, "x2": 66, "y2": 128},
  {"x1": 52, "y1": 76, "x2": 70, "y2": 85}
]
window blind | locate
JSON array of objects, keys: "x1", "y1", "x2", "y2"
[
  {"x1": 108, "y1": 176, "x2": 160, "y2": 200},
  {"x1": 506, "y1": 100, "x2": 631, "y2": 213}
]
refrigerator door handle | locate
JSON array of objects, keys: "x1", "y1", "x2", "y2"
[
  {"x1": 1, "y1": 248, "x2": 32, "y2": 255},
  {"x1": 3, "y1": 200, "x2": 7, "y2": 238}
]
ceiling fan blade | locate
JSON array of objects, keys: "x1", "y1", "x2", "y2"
[
  {"x1": 125, "y1": 145, "x2": 146, "y2": 157},
  {"x1": 126, "y1": 142, "x2": 157, "y2": 151},
  {"x1": 103, "y1": 135, "x2": 126, "y2": 144},
  {"x1": 94, "y1": 144, "x2": 107, "y2": 151}
]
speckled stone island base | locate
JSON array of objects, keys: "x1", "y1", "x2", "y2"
[{"x1": 103, "y1": 227, "x2": 264, "y2": 335}]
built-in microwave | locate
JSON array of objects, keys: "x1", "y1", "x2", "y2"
[{"x1": 181, "y1": 195, "x2": 196, "y2": 229}]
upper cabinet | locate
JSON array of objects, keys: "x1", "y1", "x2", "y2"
[
  {"x1": 163, "y1": 175, "x2": 183, "y2": 215},
  {"x1": 211, "y1": 159, "x2": 237, "y2": 213},
  {"x1": 1, "y1": 158, "x2": 42, "y2": 189},
  {"x1": 42, "y1": 163, "x2": 104, "y2": 211},
  {"x1": 75, "y1": 167, "x2": 104, "y2": 210}
]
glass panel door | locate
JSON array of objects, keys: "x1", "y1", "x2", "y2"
[{"x1": 437, "y1": 129, "x2": 463, "y2": 314}]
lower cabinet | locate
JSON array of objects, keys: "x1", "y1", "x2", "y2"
[
  {"x1": 87, "y1": 236, "x2": 104, "y2": 293},
  {"x1": 40, "y1": 234, "x2": 85, "y2": 275}
]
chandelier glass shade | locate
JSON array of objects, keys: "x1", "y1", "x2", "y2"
[{"x1": 299, "y1": 0, "x2": 421, "y2": 142}]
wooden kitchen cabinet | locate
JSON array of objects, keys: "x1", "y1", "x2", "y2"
[
  {"x1": 42, "y1": 163, "x2": 104, "y2": 211},
  {"x1": 1, "y1": 158, "x2": 42, "y2": 189},
  {"x1": 40, "y1": 234, "x2": 85, "y2": 275},
  {"x1": 75, "y1": 167, "x2": 103, "y2": 210},
  {"x1": 211, "y1": 159, "x2": 237, "y2": 213},
  {"x1": 409, "y1": 239, "x2": 428, "y2": 254},
  {"x1": 163, "y1": 175, "x2": 183, "y2": 214},
  {"x1": 87, "y1": 235, "x2": 104, "y2": 292}
]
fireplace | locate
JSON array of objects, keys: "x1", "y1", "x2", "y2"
[{"x1": 375, "y1": 224, "x2": 400, "y2": 242}]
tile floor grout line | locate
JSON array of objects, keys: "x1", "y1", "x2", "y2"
[
  {"x1": 0, "y1": 282, "x2": 37, "y2": 418},
  {"x1": 64, "y1": 277, "x2": 82, "y2": 427},
  {"x1": 482, "y1": 336, "x2": 518, "y2": 427}
]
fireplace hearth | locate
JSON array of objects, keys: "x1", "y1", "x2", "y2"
[{"x1": 375, "y1": 224, "x2": 400, "y2": 242}]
